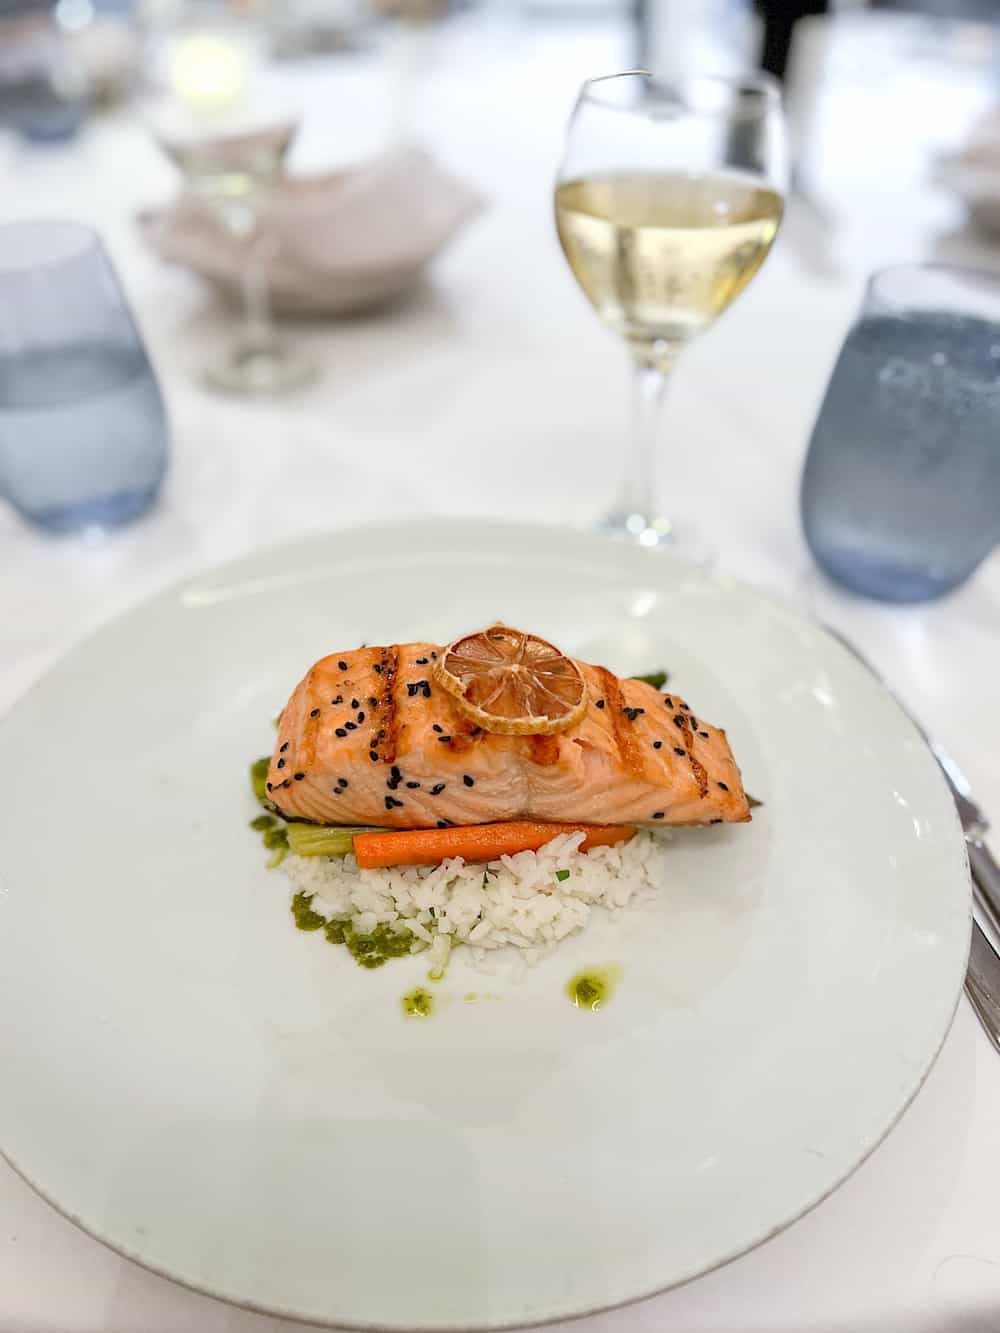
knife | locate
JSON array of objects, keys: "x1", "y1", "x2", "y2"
[
  {"x1": 968, "y1": 922, "x2": 1000, "y2": 1055},
  {"x1": 822, "y1": 625, "x2": 1000, "y2": 1051},
  {"x1": 928, "y1": 741, "x2": 1000, "y2": 933}
]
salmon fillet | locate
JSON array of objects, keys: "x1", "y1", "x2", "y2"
[{"x1": 267, "y1": 643, "x2": 750, "y2": 830}]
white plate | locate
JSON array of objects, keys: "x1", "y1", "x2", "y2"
[{"x1": 0, "y1": 520, "x2": 970, "y2": 1330}]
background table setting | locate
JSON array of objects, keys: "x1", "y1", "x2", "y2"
[{"x1": 1, "y1": 1, "x2": 1000, "y2": 1331}]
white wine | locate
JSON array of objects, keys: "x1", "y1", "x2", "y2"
[
  {"x1": 156, "y1": 120, "x2": 296, "y2": 208},
  {"x1": 555, "y1": 171, "x2": 783, "y2": 363}
]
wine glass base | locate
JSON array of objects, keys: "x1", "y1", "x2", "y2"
[
  {"x1": 598, "y1": 509, "x2": 715, "y2": 566},
  {"x1": 203, "y1": 342, "x2": 316, "y2": 395}
]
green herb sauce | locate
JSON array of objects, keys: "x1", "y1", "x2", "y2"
[
  {"x1": 291, "y1": 891, "x2": 326, "y2": 931},
  {"x1": 566, "y1": 965, "x2": 621, "y2": 1011},
  {"x1": 343, "y1": 924, "x2": 414, "y2": 969},
  {"x1": 402, "y1": 988, "x2": 434, "y2": 1018},
  {"x1": 290, "y1": 893, "x2": 414, "y2": 969},
  {"x1": 250, "y1": 756, "x2": 270, "y2": 804}
]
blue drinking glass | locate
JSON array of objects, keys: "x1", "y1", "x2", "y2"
[
  {"x1": 0, "y1": 221, "x2": 168, "y2": 534},
  {"x1": 801, "y1": 264, "x2": 1000, "y2": 602}
]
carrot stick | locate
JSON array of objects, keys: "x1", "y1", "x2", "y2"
[{"x1": 353, "y1": 821, "x2": 634, "y2": 870}]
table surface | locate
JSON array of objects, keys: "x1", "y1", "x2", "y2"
[{"x1": 2, "y1": 12, "x2": 999, "y2": 1333}]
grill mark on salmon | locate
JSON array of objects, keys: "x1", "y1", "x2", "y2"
[
  {"x1": 378, "y1": 646, "x2": 401, "y2": 764},
  {"x1": 597, "y1": 666, "x2": 645, "y2": 782},
  {"x1": 674, "y1": 708, "x2": 709, "y2": 798}
]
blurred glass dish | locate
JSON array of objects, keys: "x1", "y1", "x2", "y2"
[
  {"x1": 143, "y1": 1, "x2": 316, "y2": 392},
  {"x1": 139, "y1": 147, "x2": 483, "y2": 315}
]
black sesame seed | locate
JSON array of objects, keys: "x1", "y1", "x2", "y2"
[
  {"x1": 277, "y1": 758, "x2": 286, "y2": 769},
  {"x1": 331, "y1": 695, "x2": 343, "y2": 705},
  {"x1": 357, "y1": 711, "x2": 365, "y2": 723},
  {"x1": 378, "y1": 729, "x2": 386, "y2": 739},
  {"x1": 432, "y1": 724, "x2": 443, "y2": 734},
  {"x1": 415, "y1": 657, "x2": 429, "y2": 665},
  {"x1": 350, "y1": 698, "x2": 358, "y2": 709},
  {"x1": 623, "y1": 706, "x2": 645, "y2": 721},
  {"x1": 335, "y1": 727, "x2": 347, "y2": 738},
  {"x1": 369, "y1": 696, "x2": 378, "y2": 707},
  {"x1": 710, "y1": 818, "x2": 723, "y2": 825},
  {"x1": 309, "y1": 708, "x2": 320, "y2": 718},
  {"x1": 673, "y1": 714, "x2": 686, "y2": 727},
  {"x1": 653, "y1": 740, "x2": 663, "y2": 750},
  {"x1": 664, "y1": 697, "x2": 674, "y2": 708},
  {"x1": 406, "y1": 781, "x2": 421, "y2": 789},
  {"x1": 690, "y1": 717, "x2": 698, "y2": 729},
  {"x1": 431, "y1": 651, "x2": 438, "y2": 659},
  {"x1": 345, "y1": 721, "x2": 357, "y2": 731},
  {"x1": 595, "y1": 699, "x2": 605, "y2": 710},
  {"x1": 385, "y1": 795, "x2": 404, "y2": 810},
  {"x1": 391, "y1": 766, "x2": 402, "y2": 780},
  {"x1": 463, "y1": 775, "x2": 474, "y2": 787},
  {"x1": 279, "y1": 742, "x2": 289, "y2": 753},
  {"x1": 652, "y1": 811, "x2": 664, "y2": 819},
  {"x1": 369, "y1": 750, "x2": 379, "y2": 762},
  {"x1": 470, "y1": 726, "x2": 482, "y2": 736},
  {"x1": 674, "y1": 747, "x2": 685, "y2": 756},
  {"x1": 294, "y1": 772, "x2": 304, "y2": 781},
  {"x1": 437, "y1": 819, "x2": 448, "y2": 828},
  {"x1": 718, "y1": 781, "x2": 729, "y2": 791},
  {"x1": 699, "y1": 731, "x2": 709, "y2": 739},
  {"x1": 438, "y1": 735, "x2": 451, "y2": 744},
  {"x1": 266, "y1": 781, "x2": 273, "y2": 791},
  {"x1": 338, "y1": 660, "x2": 348, "y2": 671},
  {"x1": 430, "y1": 783, "x2": 446, "y2": 795},
  {"x1": 339, "y1": 779, "x2": 349, "y2": 788},
  {"x1": 373, "y1": 664, "x2": 382, "y2": 674}
]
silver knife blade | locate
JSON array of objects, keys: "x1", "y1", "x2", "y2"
[
  {"x1": 928, "y1": 740, "x2": 989, "y2": 841},
  {"x1": 968, "y1": 919, "x2": 1000, "y2": 1054}
]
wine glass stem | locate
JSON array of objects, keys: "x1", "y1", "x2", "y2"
[
  {"x1": 619, "y1": 360, "x2": 670, "y2": 524},
  {"x1": 239, "y1": 230, "x2": 276, "y2": 355}
]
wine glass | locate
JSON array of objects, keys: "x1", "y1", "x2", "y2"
[
  {"x1": 145, "y1": 5, "x2": 315, "y2": 394},
  {"x1": 555, "y1": 71, "x2": 788, "y2": 550}
]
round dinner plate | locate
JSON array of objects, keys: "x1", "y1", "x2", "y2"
[{"x1": 0, "y1": 520, "x2": 971, "y2": 1330}]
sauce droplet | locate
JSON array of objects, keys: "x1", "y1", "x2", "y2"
[
  {"x1": 402, "y1": 988, "x2": 434, "y2": 1018},
  {"x1": 566, "y1": 965, "x2": 621, "y2": 1011}
]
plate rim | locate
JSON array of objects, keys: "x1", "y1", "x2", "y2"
[{"x1": 0, "y1": 517, "x2": 974, "y2": 1331}]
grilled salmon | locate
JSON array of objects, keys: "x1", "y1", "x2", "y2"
[{"x1": 267, "y1": 641, "x2": 749, "y2": 830}]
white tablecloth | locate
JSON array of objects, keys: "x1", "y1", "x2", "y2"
[{"x1": 2, "y1": 14, "x2": 999, "y2": 1332}]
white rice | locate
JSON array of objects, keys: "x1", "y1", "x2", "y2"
[{"x1": 283, "y1": 830, "x2": 670, "y2": 969}]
